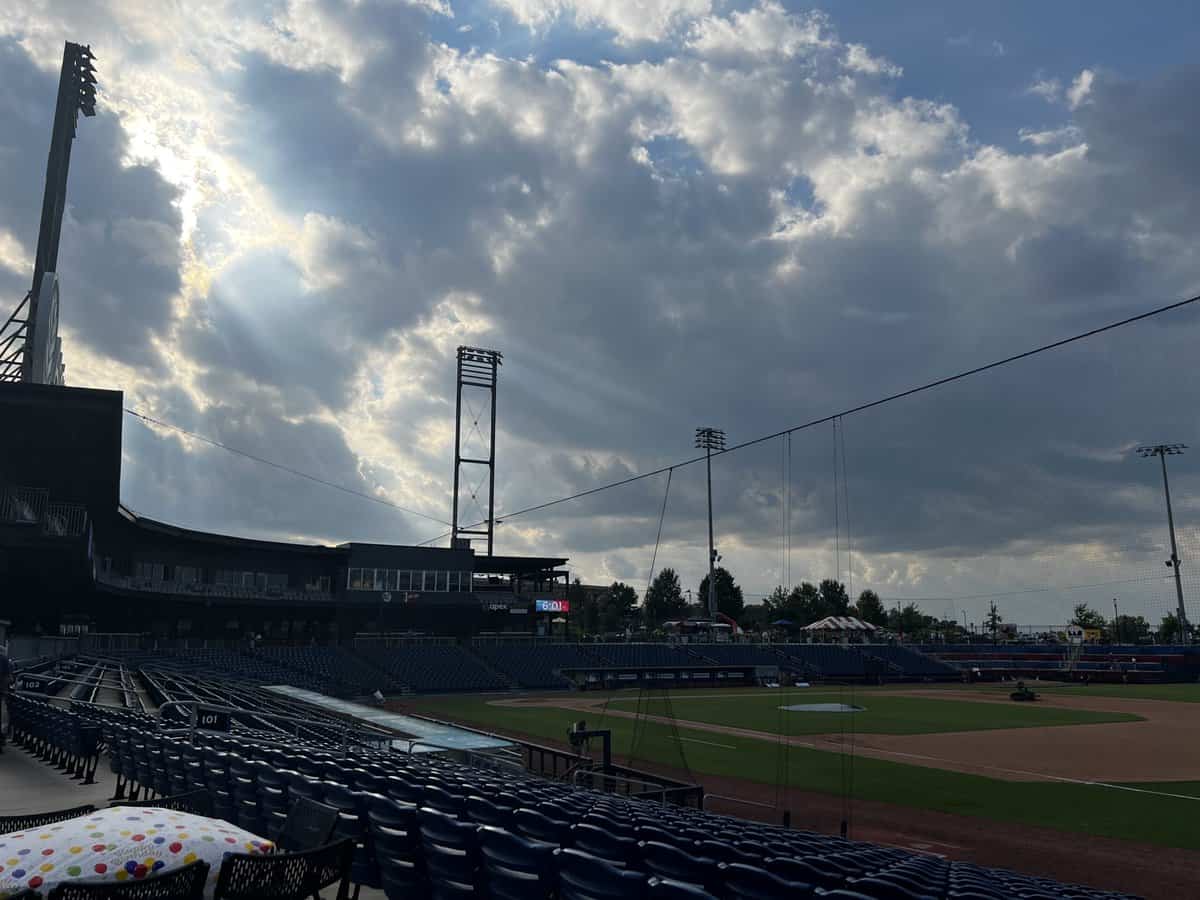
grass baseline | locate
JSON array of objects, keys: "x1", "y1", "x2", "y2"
[{"x1": 409, "y1": 690, "x2": 1198, "y2": 851}]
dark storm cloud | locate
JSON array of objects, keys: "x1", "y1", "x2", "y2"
[
  {"x1": 6, "y1": 3, "x2": 1199, "y2": 621},
  {"x1": 1077, "y1": 65, "x2": 1200, "y2": 235},
  {"x1": 0, "y1": 39, "x2": 182, "y2": 370},
  {"x1": 122, "y1": 384, "x2": 439, "y2": 547},
  {"x1": 210, "y1": 20, "x2": 1200, "y2": 574}
]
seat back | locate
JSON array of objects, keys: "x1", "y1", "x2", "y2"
[
  {"x1": 720, "y1": 862, "x2": 811, "y2": 900},
  {"x1": 46, "y1": 859, "x2": 211, "y2": 899},
  {"x1": 646, "y1": 877, "x2": 719, "y2": 900},
  {"x1": 0, "y1": 804, "x2": 96, "y2": 832},
  {"x1": 279, "y1": 797, "x2": 340, "y2": 851},
  {"x1": 555, "y1": 848, "x2": 646, "y2": 900},
  {"x1": 112, "y1": 789, "x2": 213, "y2": 817},
  {"x1": 212, "y1": 839, "x2": 351, "y2": 900}
]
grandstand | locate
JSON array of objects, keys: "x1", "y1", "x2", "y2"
[
  {"x1": 0, "y1": 382, "x2": 573, "y2": 642},
  {"x1": 921, "y1": 643, "x2": 1200, "y2": 682},
  {"x1": 2, "y1": 653, "x2": 1142, "y2": 899}
]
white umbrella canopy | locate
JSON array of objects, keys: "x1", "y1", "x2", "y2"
[{"x1": 800, "y1": 616, "x2": 877, "y2": 632}]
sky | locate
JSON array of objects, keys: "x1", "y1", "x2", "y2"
[{"x1": 2, "y1": 0, "x2": 1199, "y2": 630}]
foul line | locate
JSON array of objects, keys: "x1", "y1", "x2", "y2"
[
  {"x1": 677, "y1": 736, "x2": 737, "y2": 750},
  {"x1": 823, "y1": 741, "x2": 1200, "y2": 800}
]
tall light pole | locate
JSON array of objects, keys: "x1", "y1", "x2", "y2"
[
  {"x1": 1136, "y1": 444, "x2": 1189, "y2": 643},
  {"x1": 695, "y1": 427, "x2": 726, "y2": 618}
]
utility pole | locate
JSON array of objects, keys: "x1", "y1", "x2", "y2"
[
  {"x1": 1136, "y1": 444, "x2": 1190, "y2": 643},
  {"x1": 1113, "y1": 598, "x2": 1119, "y2": 644},
  {"x1": 695, "y1": 427, "x2": 726, "y2": 618}
]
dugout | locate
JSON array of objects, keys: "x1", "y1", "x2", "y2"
[{"x1": 562, "y1": 664, "x2": 776, "y2": 690}]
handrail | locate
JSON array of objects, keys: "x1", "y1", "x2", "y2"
[{"x1": 157, "y1": 699, "x2": 397, "y2": 746}]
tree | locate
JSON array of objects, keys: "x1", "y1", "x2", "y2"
[
  {"x1": 764, "y1": 585, "x2": 789, "y2": 617},
  {"x1": 604, "y1": 582, "x2": 639, "y2": 633},
  {"x1": 1159, "y1": 612, "x2": 1184, "y2": 643},
  {"x1": 569, "y1": 578, "x2": 600, "y2": 635},
  {"x1": 985, "y1": 601, "x2": 1003, "y2": 643},
  {"x1": 697, "y1": 567, "x2": 744, "y2": 620},
  {"x1": 643, "y1": 568, "x2": 686, "y2": 627},
  {"x1": 854, "y1": 589, "x2": 887, "y2": 627},
  {"x1": 1070, "y1": 603, "x2": 1107, "y2": 630},
  {"x1": 786, "y1": 581, "x2": 827, "y2": 626},
  {"x1": 737, "y1": 603, "x2": 772, "y2": 632},
  {"x1": 1112, "y1": 614, "x2": 1150, "y2": 644},
  {"x1": 887, "y1": 602, "x2": 935, "y2": 638},
  {"x1": 818, "y1": 579, "x2": 851, "y2": 617}
]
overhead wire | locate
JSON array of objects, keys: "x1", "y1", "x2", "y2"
[
  {"x1": 840, "y1": 417, "x2": 853, "y2": 601},
  {"x1": 124, "y1": 407, "x2": 453, "y2": 527},
  {"x1": 430, "y1": 292, "x2": 1200, "y2": 544},
  {"x1": 644, "y1": 468, "x2": 675, "y2": 599},
  {"x1": 787, "y1": 432, "x2": 792, "y2": 588},
  {"x1": 833, "y1": 419, "x2": 841, "y2": 584}
]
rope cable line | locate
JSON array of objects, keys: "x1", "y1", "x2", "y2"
[
  {"x1": 427, "y1": 293, "x2": 1200, "y2": 544},
  {"x1": 124, "y1": 408, "x2": 452, "y2": 527}
]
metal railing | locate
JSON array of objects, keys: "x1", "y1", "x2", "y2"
[
  {"x1": 95, "y1": 571, "x2": 333, "y2": 603},
  {"x1": 0, "y1": 291, "x2": 30, "y2": 383},
  {"x1": 1, "y1": 485, "x2": 47, "y2": 524},
  {"x1": 42, "y1": 501, "x2": 87, "y2": 537},
  {"x1": 156, "y1": 700, "x2": 397, "y2": 752}
]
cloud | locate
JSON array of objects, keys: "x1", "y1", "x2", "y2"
[
  {"x1": 946, "y1": 31, "x2": 1005, "y2": 59},
  {"x1": 1027, "y1": 75, "x2": 1061, "y2": 102},
  {"x1": 2, "y1": 2, "x2": 1199, "y2": 629},
  {"x1": 1067, "y1": 68, "x2": 1095, "y2": 109},
  {"x1": 491, "y1": 0, "x2": 711, "y2": 43},
  {"x1": 0, "y1": 39, "x2": 182, "y2": 371}
]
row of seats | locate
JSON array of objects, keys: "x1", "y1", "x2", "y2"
[
  {"x1": 99, "y1": 642, "x2": 969, "y2": 696},
  {"x1": 81, "y1": 706, "x2": 1137, "y2": 900},
  {"x1": 862, "y1": 645, "x2": 959, "y2": 677},
  {"x1": 9, "y1": 676, "x2": 1139, "y2": 900},
  {"x1": 6, "y1": 696, "x2": 103, "y2": 784},
  {"x1": 471, "y1": 644, "x2": 607, "y2": 688},
  {"x1": 359, "y1": 645, "x2": 511, "y2": 693}
]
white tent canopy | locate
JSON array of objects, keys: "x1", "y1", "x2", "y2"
[{"x1": 801, "y1": 615, "x2": 877, "y2": 632}]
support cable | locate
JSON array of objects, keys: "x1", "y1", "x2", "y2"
[
  {"x1": 430, "y1": 293, "x2": 1200, "y2": 542},
  {"x1": 124, "y1": 408, "x2": 451, "y2": 526},
  {"x1": 644, "y1": 468, "x2": 675, "y2": 599},
  {"x1": 840, "y1": 417, "x2": 854, "y2": 602}
]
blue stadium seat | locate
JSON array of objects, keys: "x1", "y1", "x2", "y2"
[{"x1": 555, "y1": 848, "x2": 646, "y2": 900}]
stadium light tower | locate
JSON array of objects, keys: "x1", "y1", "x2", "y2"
[
  {"x1": 1136, "y1": 443, "x2": 1190, "y2": 643},
  {"x1": 451, "y1": 346, "x2": 503, "y2": 556},
  {"x1": 0, "y1": 41, "x2": 97, "y2": 385},
  {"x1": 695, "y1": 427, "x2": 726, "y2": 617}
]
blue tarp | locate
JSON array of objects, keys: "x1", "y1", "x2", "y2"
[{"x1": 262, "y1": 685, "x2": 514, "y2": 754}]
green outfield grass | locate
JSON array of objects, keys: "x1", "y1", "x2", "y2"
[
  {"x1": 603, "y1": 689, "x2": 1140, "y2": 735},
  {"x1": 409, "y1": 691, "x2": 1199, "y2": 850},
  {"x1": 1033, "y1": 682, "x2": 1200, "y2": 703}
]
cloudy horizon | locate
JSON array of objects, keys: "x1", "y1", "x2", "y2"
[{"x1": 2, "y1": 1, "x2": 1198, "y2": 630}]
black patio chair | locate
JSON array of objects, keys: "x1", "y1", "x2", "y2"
[
  {"x1": 212, "y1": 838, "x2": 353, "y2": 900},
  {"x1": 109, "y1": 789, "x2": 214, "y2": 817},
  {"x1": 46, "y1": 859, "x2": 210, "y2": 899},
  {"x1": 0, "y1": 804, "x2": 96, "y2": 832},
  {"x1": 278, "y1": 797, "x2": 340, "y2": 851}
]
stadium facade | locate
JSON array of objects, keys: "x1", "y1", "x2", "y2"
[{"x1": 1, "y1": 381, "x2": 570, "y2": 640}]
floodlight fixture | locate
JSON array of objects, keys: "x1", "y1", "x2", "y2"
[{"x1": 1135, "y1": 443, "x2": 1190, "y2": 642}]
